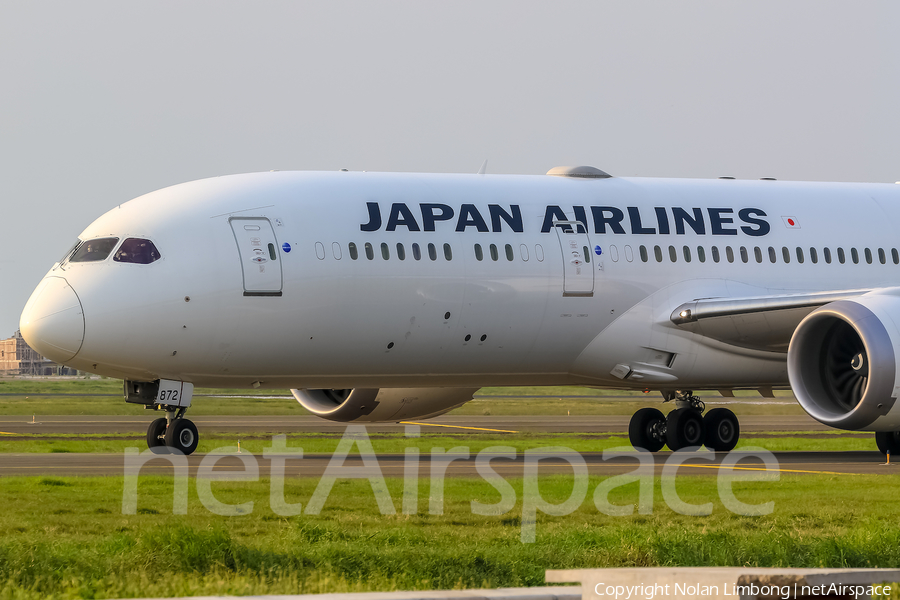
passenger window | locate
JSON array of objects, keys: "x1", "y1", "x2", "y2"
[
  {"x1": 349, "y1": 242, "x2": 359, "y2": 260},
  {"x1": 837, "y1": 247, "x2": 845, "y2": 264},
  {"x1": 754, "y1": 247, "x2": 762, "y2": 263},
  {"x1": 654, "y1": 245, "x2": 663, "y2": 262},
  {"x1": 412, "y1": 243, "x2": 422, "y2": 261},
  {"x1": 697, "y1": 246, "x2": 706, "y2": 263},
  {"x1": 865, "y1": 248, "x2": 873, "y2": 264},
  {"x1": 739, "y1": 246, "x2": 748, "y2": 263},
  {"x1": 726, "y1": 246, "x2": 734, "y2": 263},
  {"x1": 70, "y1": 237, "x2": 120, "y2": 263},
  {"x1": 668, "y1": 245, "x2": 677, "y2": 262},
  {"x1": 475, "y1": 244, "x2": 484, "y2": 261},
  {"x1": 823, "y1": 248, "x2": 832, "y2": 264},
  {"x1": 782, "y1": 247, "x2": 790, "y2": 264},
  {"x1": 640, "y1": 245, "x2": 648, "y2": 262},
  {"x1": 444, "y1": 243, "x2": 453, "y2": 261},
  {"x1": 490, "y1": 244, "x2": 499, "y2": 261},
  {"x1": 879, "y1": 248, "x2": 886, "y2": 264},
  {"x1": 535, "y1": 244, "x2": 544, "y2": 261},
  {"x1": 768, "y1": 247, "x2": 777, "y2": 263},
  {"x1": 520, "y1": 244, "x2": 529, "y2": 261},
  {"x1": 333, "y1": 242, "x2": 342, "y2": 260},
  {"x1": 809, "y1": 248, "x2": 818, "y2": 264},
  {"x1": 365, "y1": 242, "x2": 374, "y2": 260},
  {"x1": 506, "y1": 244, "x2": 514, "y2": 261},
  {"x1": 893, "y1": 249, "x2": 899, "y2": 264},
  {"x1": 428, "y1": 243, "x2": 437, "y2": 261},
  {"x1": 711, "y1": 246, "x2": 720, "y2": 263},
  {"x1": 796, "y1": 247, "x2": 804, "y2": 264},
  {"x1": 113, "y1": 238, "x2": 160, "y2": 264},
  {"x1": 851, "y1": 248, "x2": 859, "y2": 264},
  {"x1": 381, "y1": 242, "x2": 390, "y2": 260},
  {"x1": 683, "y1": 246, "x2": 691, "y2": 262},
  {"x1": 396, "y1": 243, "x2": 406, "y2": 260}
]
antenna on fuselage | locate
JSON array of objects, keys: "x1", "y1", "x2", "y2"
[{"x1": 477, "y1": 160, "x2": 488, "y2": 175}]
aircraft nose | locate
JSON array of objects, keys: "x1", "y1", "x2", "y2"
[{"x1": 19, "y1": 276, "x2": 85, "y2": 363}]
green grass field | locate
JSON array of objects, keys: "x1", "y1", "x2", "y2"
[
  {"x1": 1, "y1": 474, "x2": 899, "y2": 599},
  {"x1": 0, "y1": 377, "x2": 805, "y2": 416},
  {"x1": 0, "y1": 431, "x2": 875, "y2": 454},
  {"x1": 0, "y1": 378, "x2": 895, "y2": 599},
  {"x1": 0, "y1": 377, "x2": 873, "y2": 454}
]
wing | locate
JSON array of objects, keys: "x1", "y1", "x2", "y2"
[{"x1": 669, "y1": 288, "x2": 872, "y2": 352}]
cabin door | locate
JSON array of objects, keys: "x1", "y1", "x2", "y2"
[
  {"x1": 229, "y1": 217, "x2": 283, "y2": 297},
  {"x1": 553, "y1": 220, "x2": 594, "y2": 297}
]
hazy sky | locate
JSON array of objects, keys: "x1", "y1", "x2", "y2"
[{"x1": 2, "y1": 1, "x2": 900, "y2": 336}]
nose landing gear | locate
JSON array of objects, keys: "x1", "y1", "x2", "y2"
[
  {"x1": 126, "y1": 379, "x2": 200, "y2": 455},
  {"x1": 145, "y1": 408, "x2": 200, "y2": 455},
  {"x1": 165, "y1": 417, "x2": 199, "y2": 454},
  {"x1": 628, "y1": 390, "x2": 740, "y2": 453}
]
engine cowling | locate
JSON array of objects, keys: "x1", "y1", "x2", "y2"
[
  {"x1": 291, "y1": 387, "x2": 479, "y2": 422},
  {"x1": 788, "y1": 292, "x2": 900, "y2": 431}
]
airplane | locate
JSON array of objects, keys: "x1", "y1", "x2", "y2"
[{"x1": 18, "y1": 165, "x2": 900, "y2": 456}]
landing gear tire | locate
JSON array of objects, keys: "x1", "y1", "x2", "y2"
[
  {"x1": 164, "y1": 419, "x2": 199, "y2": 455},
  {"x1": 703, "y1": 408, "x2": 740, "y2": 452},
  {"x1": 146, "y1": 418, "x2": 169, "y2": 454},
  {"x1": 629, "y1": 407, "x2": 667, "y2": 452},
  {"x1": 875, "y1": 431, "x2": 900, "y2": 456},
  {"x1": 666, "y1": 408, "x2": 704, "y2": 451}
]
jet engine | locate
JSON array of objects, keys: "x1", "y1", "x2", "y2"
[
  {"x1": 291, "y1": 387, "x2": 479, "y2": 422},
  {"x1": 788, "y1": 292, "x2": 900, "y2": 431}
]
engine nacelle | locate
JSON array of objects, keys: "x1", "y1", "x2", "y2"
[
  {"x1": 788, "y1": 292, "x2": 900, "y2": 431},
  {"x1": 291, "y1": 387, "x2": 479, "y2": 422}
]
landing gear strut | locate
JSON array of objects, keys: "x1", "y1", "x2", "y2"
[{"x1": 628, "y1": 390, "x2": 740, "y2": 453}]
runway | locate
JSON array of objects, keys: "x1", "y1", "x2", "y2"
[
  {"x1": 0, "y1": 414, "x2": 839, "y2": 435},
  {"x1": 0, "y1": 450, "x2": 890, "y2": 477}
]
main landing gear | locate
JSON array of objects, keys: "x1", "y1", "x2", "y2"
[
  {"x1": 628, "y1": 390, "x2": 740, "y2": 452},
  {"x1": 875, "y1": 431, "x2": 900, "y2": 456},
  {"x1": 146, "y1": 408, "x2": 199, "y2": 455}
]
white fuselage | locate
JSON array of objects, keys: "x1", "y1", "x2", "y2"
[{"x1": 20, "y1": 171, "x2": 900, "y2": 391}]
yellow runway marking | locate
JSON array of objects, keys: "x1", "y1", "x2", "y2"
[
  {"x1": 680, "y1": 463, "x2": 852, "y2": 476},
  {"x1": 400, "y1": 421, "x2": 518, "y2": 433},
  {"x1": 0, "y1": 432, "x2": 20, "y2": 435}
]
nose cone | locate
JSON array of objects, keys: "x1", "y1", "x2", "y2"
[{"x1": 20, "y1": 277, "x2": 85, "y2": 363}]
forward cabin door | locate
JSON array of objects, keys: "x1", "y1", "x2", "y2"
[
  {"x1": 553, "y1": 220, "x2": 594, "y2": 297},
  {"x1": 229, "y1": 217, "x2": 283, "y2": 297}
]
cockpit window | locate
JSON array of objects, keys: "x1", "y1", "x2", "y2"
[
  {"x1": 69, "y1": 237, "x2": 120, "y2": 263},
  {"x1": 58, "y1": 241, "x2": 82, "y2": 264},
  {"x1": 114, "y1": 238, "x2": 161, "y2": 264}
]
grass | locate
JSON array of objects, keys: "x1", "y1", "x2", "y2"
[
  {"x1": 452, "y1": 398, "x2": 806, "y2": 416},
  {"x1": 0, "y1": 378, "x2": 285, "y2": 396},
  {"x1": 0, "y1": 474, "x2": 899, "y2": 599},
  {"x1": 1, "y1": 377, "x2": 892, "y2": 598},
  {"x1": 0, "y1": 377, "x2": 806, "y2": 416},
  {"x1": 0, "y1": 378, "x2": 798, "y2": 397},
  {"x1": 0, "y1": 432, "x2": 878, "y2": 454}
]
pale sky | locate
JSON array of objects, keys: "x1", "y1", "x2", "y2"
[{"x1": 2, "y1": 1, "x2": 900, "y2": 336}]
